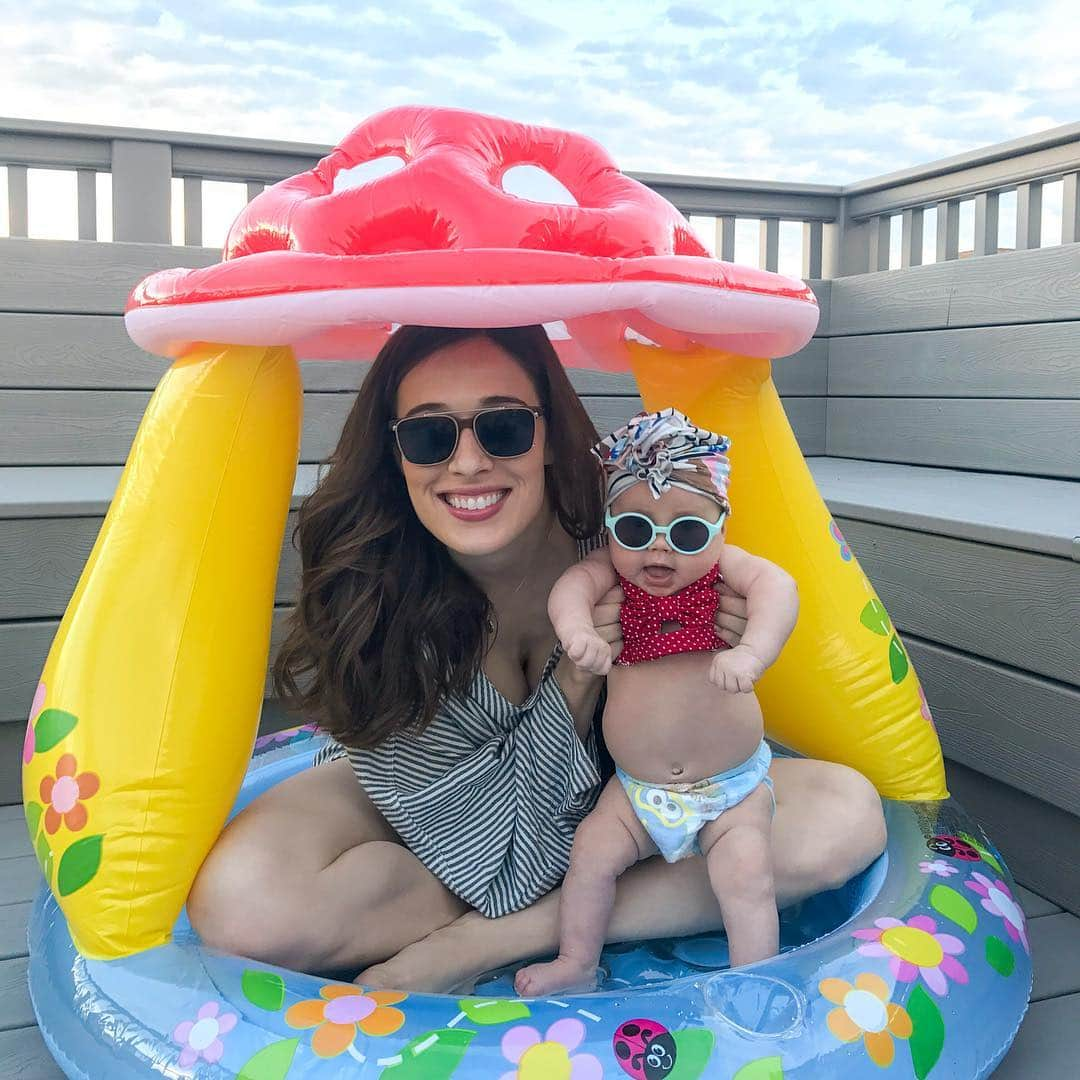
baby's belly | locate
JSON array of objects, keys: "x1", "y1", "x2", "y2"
[{"x1": 605, "y1": 652, "x2": 764, "y2": 785}]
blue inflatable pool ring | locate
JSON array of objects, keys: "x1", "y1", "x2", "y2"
[{"x1": 28, "y1": 729, "x2": 1032, "y2": 1079}]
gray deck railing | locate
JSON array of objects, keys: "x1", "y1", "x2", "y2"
[{"x1": 2, "y1": 116, "x2": 1079, "y2": 278}]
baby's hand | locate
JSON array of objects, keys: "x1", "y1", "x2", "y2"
[
  {"x1": 709, "y1": 645, "x2": 765, "y2": 693},
  {"x1": 564, "y1": 628, "x2": 613, "y2": 676}
]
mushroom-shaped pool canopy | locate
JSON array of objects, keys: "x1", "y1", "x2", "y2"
[{"x1": 124, "y1": 105, "x2": 818, "y2": 370}]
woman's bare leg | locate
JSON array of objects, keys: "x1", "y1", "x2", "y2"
[
  {"x1": 360, "y1": 758, "x2": 886, "y2": 991},
  {"x1": 187, "y1": 758, "x2": 468, "y2": 972}
]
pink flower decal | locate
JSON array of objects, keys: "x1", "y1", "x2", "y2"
[
  {"x1": 966, "y1": 873, "x2": 1029, "y2": 953},
  {"x1": 39, "y1": 753, "x2": 100, "y2": 834},
  {"x1": 500, "y1": 1018, "x2": 603, "y2": 1080},
  {"x1": 829, "y1": 519, "x2": 853, "y2": 561},
  {"x1": 854, "y1": 915, "x2": 968, "y2": 996},
  {"x1": 915, "y1": 678, "x2": 935, "y2": 728},
  {"x1": 23, "y1": 682, "x2": 46, "y2": 764},
  {"x1": 254, "y1": 723, "x2": 318, "y2": 749},
  {"x1": 173, "y1": 1001, "x2": 237, "y2": 1068},
  {"x1": 918, "y1": 860, "x2": 959, "y2": 878}
]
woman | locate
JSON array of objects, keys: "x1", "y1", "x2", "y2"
[{"x1": 188, "y1": 324, "x2": 886, "y2": 992}]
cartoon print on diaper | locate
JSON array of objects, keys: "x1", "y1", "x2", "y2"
[{"x1": 633, "y1": 786, "x2": 693, "y2": 830}]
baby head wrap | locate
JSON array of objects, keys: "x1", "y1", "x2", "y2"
[{"x1": 594, "y1": 408, "x2": 732, "y2": 512}]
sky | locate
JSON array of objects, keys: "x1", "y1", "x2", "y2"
[{"x1": 3, "y1": 0, "x2": 1078, "y2": 258}]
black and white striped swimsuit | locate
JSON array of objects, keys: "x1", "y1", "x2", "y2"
[{"x1": 313, "y1": 538, "x2": 606, "y2": 918}]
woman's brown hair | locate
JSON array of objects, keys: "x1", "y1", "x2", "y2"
[{"x1": 272, "y1": 325, "x2": 605, "y2": 748}]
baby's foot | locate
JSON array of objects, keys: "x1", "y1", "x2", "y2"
[{"x1": 514, "y1": 956, "x2": 598, "y2": 997}]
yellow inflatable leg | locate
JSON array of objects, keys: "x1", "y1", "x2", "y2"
[
  {"x1": 22, "y1": 345, "x2": 302, "y2": 959},
  {"x1": 627, "y1": 343, "x2": 947, "y2": 801}
]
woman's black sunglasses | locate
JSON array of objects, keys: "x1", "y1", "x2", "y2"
[{"x1": 390, "y1": 406, "x2": 546, "y2": 466}]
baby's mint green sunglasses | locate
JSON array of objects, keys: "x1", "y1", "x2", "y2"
[{"x1": 605, "y1": 510, "x2": 726, "y2": 555}]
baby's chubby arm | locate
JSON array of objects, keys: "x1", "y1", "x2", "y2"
[
  {"x1": 548, "y1": 548, "x2": 620, "y2": 676},
  {"x1": 710, "y1": 546, "x2": 798, "y2": 692}
]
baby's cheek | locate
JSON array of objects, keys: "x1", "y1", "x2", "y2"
[{"x1": 608, "y1": 543, "x2": 642, "y2": 579}]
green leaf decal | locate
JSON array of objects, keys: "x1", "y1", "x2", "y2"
[
  {"x1": 379, "y1": 1028, "x2": 475, "y2": 1079},
  {"x1": 859, "y1": 598, "x2": 890, "y2": 636},
  {"x1": 907, "y1": 984, "x2": 945, "y2": 1080},
  {"x1": 25, "y1": 801, "x2": 43, "y2": 846},
  {"x1": 33, "y1": 709, "x2": 78, "y2": 753},
  {"x1": 957, "y1": 833, "x2": 1004, "y2": 875},
  {"x1": 243, "y1": 970, "x2": 286, "y2": 1012},
  {"x1": 731, "y1": 1056, "x2": 784, "y2": 1080},
  {"x1": 930, "y1": 885, "x2": 978, "y2": 933},
  {"x1": 668, "y1": 1028, "x2": 716, "y2": 1080},
  {"x1": 888, "y1": 634, "x2": 910, "y2": 683},
  {"x1": 456, "y1": 997, "x2": 530, "y2": 1025},
  {"x1": 986, "y1": 936, "x2": 1015, "y2": 977},
  {"x1": 57, "y1": 834, "x2": 103, "y2": 896},
  {"x1": 35, "y1": 829, "x2": 53, "y2": 884},
  {"x1": 238, "y1": 1038, "x2": 300, "y2": 1080}
]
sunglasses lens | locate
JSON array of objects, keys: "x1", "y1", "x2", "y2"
[
  {"x1": 613, "y1": 514, "x2": 655, "y2": 549},
  {"x1": 474, "y1": 408, "x2": 536, "y2": 458},
  {"x1": 669, "y1": 519, "x2": 712, "y2": 554},
  {"x1": 396, "y1": 416, "x2": 458, "y2": 465}
]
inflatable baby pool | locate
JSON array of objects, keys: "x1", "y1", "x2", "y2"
[{"x1": 22, "y1": 106, "x2": 1030, "y2": 1077}]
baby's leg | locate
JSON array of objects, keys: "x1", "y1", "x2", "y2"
[
  {"x1": 697, "y1": 783, "x2": 778, "y2": 968},
  {"x1": 515, "y1": 778, "x2": 655, "y2": 996}
]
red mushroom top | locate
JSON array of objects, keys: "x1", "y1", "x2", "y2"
[{"x1": 125, "y1": 106, "x2": 818, "y2": 369}]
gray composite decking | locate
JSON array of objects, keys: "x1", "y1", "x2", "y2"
[{"x1": 0, "y1": 803, "x2": 1077, "y2": 1078}]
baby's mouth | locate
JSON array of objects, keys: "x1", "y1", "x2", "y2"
[{"x1": 643, "y1": 564, "x2": 676, "y2": 584}]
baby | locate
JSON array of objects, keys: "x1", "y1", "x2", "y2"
[{"x1": 515, "y1": 409, "x2": 799, "y2": 996}]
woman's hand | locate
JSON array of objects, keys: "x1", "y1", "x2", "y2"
[
  {"x1": 591, "y1": 584, "x2": 625, "y2": 663},
  {"x1": 715, "y1": 580, "x2": 748, "y2": 647}
]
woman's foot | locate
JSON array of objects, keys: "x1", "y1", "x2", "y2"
[
  {"x1": 514, "y1": 955, "x2": 598, "y2": 997},
  {"x1": 356, "y1": 911, "x2": 495, "y2": 993}
]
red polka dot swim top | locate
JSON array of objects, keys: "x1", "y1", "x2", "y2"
[{"x1": 615, "y1": 562, "x2": 730, "y2": 666}]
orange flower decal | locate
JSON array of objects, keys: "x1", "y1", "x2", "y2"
[
  {"x1": 285, "y1": 984, "x2": 407, "y2": 1058},
  {"x1": 40, "y1": 753, "x2": 100, "y2": 834},
  {"x1": 820, "y1": 972, "x2": 913, "y2": 1068}
]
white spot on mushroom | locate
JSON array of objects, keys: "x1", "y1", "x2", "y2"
[
  {"x1": 501, "y1": 165, "x2": 578, "y2": 206},
  {"x1": 333, "y1": 157, "x2": 406, "y2": 192},
  {"x1": 543, "y1": 321, "x2": 571, "y2": 340}
]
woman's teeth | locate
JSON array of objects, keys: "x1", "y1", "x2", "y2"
[{"x1": 445, "y1": 491, "x2": 506, "y2": 510}]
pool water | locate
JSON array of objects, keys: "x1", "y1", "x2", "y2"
[{"x1": 473, "y1": 852, "x2": 887, "y2": 995}]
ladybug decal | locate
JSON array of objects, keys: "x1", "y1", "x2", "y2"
[
  {"x1": 613, "y1": 1018, "x2": 677, "y2": 1079},
  {"x1": 927, "y1": 834, "x2": 980, "y2": 861}
]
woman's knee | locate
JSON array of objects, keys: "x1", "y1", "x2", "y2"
[
  {"x1": 187, "y1": 834, "x2": 299, "y2": 961},
  {"x1": 816, "y1": 764, "x2": 886, "y2": 887},
  {"x1": 771, "y1": 759, "x2": 886, "y2": 897}
]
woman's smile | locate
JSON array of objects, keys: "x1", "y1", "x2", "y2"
[{"x1": 439, "y1": 487, "x2": 510, "y2": 520}]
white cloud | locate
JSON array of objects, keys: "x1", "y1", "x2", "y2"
[{"x1": 1, "y1": 0, "x2": 1076, "y2": 190}]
